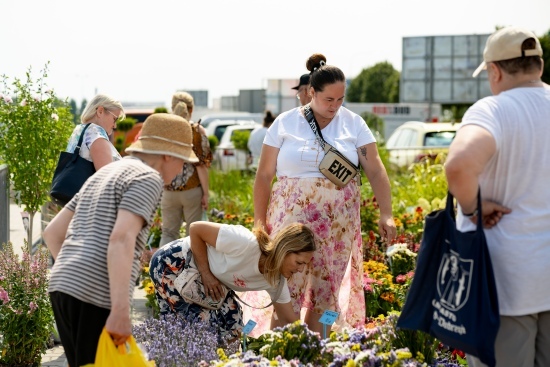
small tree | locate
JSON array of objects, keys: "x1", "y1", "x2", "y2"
[
  {"x1": 0, "y1": 63, "x2": 74, "y2": 251},
  {"x1": 347, "y1": 61, "x2": 400, "y2": 103}
]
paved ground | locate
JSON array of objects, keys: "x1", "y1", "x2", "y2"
[{"x1": 6, "y1": 200, "x2": 153, "y2": 366}]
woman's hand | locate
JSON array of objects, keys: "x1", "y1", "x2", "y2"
[
  {"x1": 378, "y1": 214, "x2": 397, "y2": 243},
  {"x1": 200, "y1": 270, "x2": 225, "y2": 301}
]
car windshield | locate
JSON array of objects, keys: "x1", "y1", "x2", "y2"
[{"x1": 424, "y1": 131, "x2": 456, "y2": 147}]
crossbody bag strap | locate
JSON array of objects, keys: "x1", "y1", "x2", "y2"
[
  {"x1": 74, "y1": 123, "x2": 92, "y2": 156},
  {"x1": 233, "y1": 275, "x2": 285, "y2": 309},
  {"x1": 303, "y1": 104, "x2": 329, "y2": 152}
]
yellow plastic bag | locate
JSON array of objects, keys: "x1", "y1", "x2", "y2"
[{"x1": 82, "y1": 328, "x2": 155, "y2": 367}]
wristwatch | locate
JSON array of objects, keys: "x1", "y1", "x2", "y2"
[{"x1": 462, "y1": 208, "x2": 478, "y2": 217}]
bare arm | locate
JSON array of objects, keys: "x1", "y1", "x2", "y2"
[
  {"x1": 105, "y1": 209, "x2": 144, "y2": 345},
  {"x1": 253, "y1": 144, "x2": 278, "y2": 229},
  {"x1": 42, "y1": 207, "x2": 74, "y2": 260},
  {"x1": 445, "y1": 125, "x2": 511, "y2": 227},
  {"x1": 272, "y1": 301, "x2": 299, "y2": 326},
  {"x1": 196, "y1": 165, "x2": 209, "y2": 210},
  {"x1": 89, "y1": 138, "x2": 115, "y2": 171},
  {"x1": 358, "y1": 143, "x2": 396, "y2": 242},
  {"x1": 188, "y1": 221, "x2": 224, "y2": 300}
]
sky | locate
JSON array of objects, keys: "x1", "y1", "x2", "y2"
[{"x1": 2, "y1": 0, "x2": 549, "y2": 108}]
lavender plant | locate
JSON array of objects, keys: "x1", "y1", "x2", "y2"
[
  {"x1": 133, "y1": 313, "x2": 223, "y2": 367},
  {"x1": 0, "y1": 242, "x2": 55, "y2": 366}
]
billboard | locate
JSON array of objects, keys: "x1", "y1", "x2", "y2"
[{"x1": 400, "y1": 34, "x2": 492, "y2": 104}]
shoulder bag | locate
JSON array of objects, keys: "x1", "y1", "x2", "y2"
[
  {"x1": 396, "y1": 190, "x2": 500, "y2": 367},
  {"x1": 303, "y1": 105, "x2": 360, "y2": 188},
  {"x1": 50, "y1": 124, "x2": 96, "y2": 206},
  {"x1": 174, "y1": 249, "x2": 284, "y2": 310}
]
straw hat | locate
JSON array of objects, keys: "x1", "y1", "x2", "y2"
[{"x1": 125, "y1": 113, "x2": 198, "y2": 163}]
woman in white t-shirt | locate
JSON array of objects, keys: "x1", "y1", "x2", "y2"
[
  {"x1": 65, "y1": 94, "x2": 124, "y2": 172},
  {"x1": 247, "y1": 53, "x2": 396, "y2": 336},
  {"x1": 149, "y1": 221, "x2": 315, "y2": 344}
]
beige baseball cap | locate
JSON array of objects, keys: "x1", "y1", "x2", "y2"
[{"x1": 472, "y1": 26, "x2": 543, "y2": 77}]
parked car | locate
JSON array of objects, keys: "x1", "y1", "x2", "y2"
[
  {"x1": 385, "y1": 121, "x2": 460, "y2": 168},
  {"x1": 214, "y1": 123, "x2": 261, "y2": 171},
  {"x1": 199, "y1": 113, "x2": 263, "y2": 128},
  {"x1": 205, "y1": 119, "x2": 258, "y2": 143}
]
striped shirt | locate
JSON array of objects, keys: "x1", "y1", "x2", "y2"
[{"x1": 48, "y1": 156, "x2": 163, "y2": 309}]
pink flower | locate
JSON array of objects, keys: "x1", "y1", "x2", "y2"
[
  {"x1": 395, "y1": 274, "x2": 407, "y2": 284},
  {"x1": 20, "y1": 99, "x2": 27, "y2": 106},
  {"x1": 51, "y1": 113, "x2": 59, "y2": 121},
  {"x1": 29, "y1": 301, "x2": 38, "y2": 312},
  {"x1": 3, "y1": 95, "x2": 13, "y2": 104},
  {"x1": 0, "y1": 288, "x2": 9, "y2": 304}
]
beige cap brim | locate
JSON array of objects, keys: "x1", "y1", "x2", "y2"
[{"x1": 472, "y1": 61, "x2": 487, "y2": 78}]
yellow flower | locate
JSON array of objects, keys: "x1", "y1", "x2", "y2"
[
  {"x1": 144, "y1": 283, "x2": 155, "y2": 295},
  {"x1": 345, "y1": 360, "x2": 356, "y2": 367},
  {"x1": 396, "y1": 350, "x2": 413, "y2": 360},
  {"x1": 143, "y1": 266, "x2": 149, "y2": 274}
]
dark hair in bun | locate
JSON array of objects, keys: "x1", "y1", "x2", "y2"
[{"x1": 305, "y1": 53, "x2": 345, "y2": 92}]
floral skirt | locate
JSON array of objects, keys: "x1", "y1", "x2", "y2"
[
  {"x1": 242, "y1": 177, "x2": 365, "y2": 336},
  {"x1": 149, "y1": 239, "x2": 243, "y2": 343}
]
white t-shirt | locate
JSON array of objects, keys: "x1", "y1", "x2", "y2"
[
  {"x1": 264, "y1": 106, "x2": 376, "y2": 178},
  {"x1": 457, "y1": 85, "x2": 550, "y2": 316},
  {"x1": 190, "y1": 224, "x2": 290, "y2": 303},
  {"x1": 247, "y1": 126, "x2": 267, "y2": 167}
]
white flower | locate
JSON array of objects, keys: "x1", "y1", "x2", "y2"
[
  {"x1": 51, "y1": 113, "x2": 59, "y2": 121},
  {"x1": 20, "y1": 99, "x2": 27, "y2": 106},
  {"x1": 3, "y1": 95, "x2": 13, "y2": 104}
]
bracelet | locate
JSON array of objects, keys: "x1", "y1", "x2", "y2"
[{"x1": 462, "y1": 208, "x2": 478, "y2": 217}]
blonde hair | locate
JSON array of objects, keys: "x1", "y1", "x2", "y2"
[
  {"x1": 173, "y1": 101, "x2": 190, "y2": 120},
  {"x1": 254, "y1": 223, "x2": 316, "y2": 286},
  {"x1": 171, "y1": 92, "x2": 194, "y2": 113},
  {"x1": 81, "y1": 94, "x2": 125, "y2": 123}
]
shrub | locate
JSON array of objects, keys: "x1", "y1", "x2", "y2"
[{"x1": 0, "y1": 242, "x2": 55, "y2": 366}]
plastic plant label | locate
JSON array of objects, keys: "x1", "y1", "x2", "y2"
[
  {"x1": 319, "y1": 310, "x2": 339, "y2": 326},
  {"x1": 242, "y1": 320, "x2": 257, "y2": 336}
]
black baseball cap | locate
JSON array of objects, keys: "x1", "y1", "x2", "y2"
[{"x1": 291, "y1": 74, "x2": 310, "y2": 90}]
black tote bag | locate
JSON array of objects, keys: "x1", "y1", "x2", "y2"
[
  {"x1": 397, "y1": 191, "x2": 500, "y2": 367},
  {"x1": 50, "y1": 124, "x2": 96, "y2": 206}
]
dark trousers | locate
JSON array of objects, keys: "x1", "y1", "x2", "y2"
[{"x1": 49, "y1": 291, "x2": 110, "y2": 367}]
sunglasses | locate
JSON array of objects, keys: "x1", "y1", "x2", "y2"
[{"x1": 106, "y1": 109, "x2": 120, "y2": 123}]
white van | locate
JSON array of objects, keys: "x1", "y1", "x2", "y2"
[{"x1": 205, "y1": 119, "x2": 258, "y2": 143}]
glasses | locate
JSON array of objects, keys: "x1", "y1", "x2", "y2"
[{"x1": 106, "y1": 110, "x2": 120, "y2": 123}]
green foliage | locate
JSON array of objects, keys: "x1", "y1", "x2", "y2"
[
  {"x1": 0, "y1": 243, "x2": 55, "y2": 366},
  {"x1": 79, "y1": 99, "x2": 87, "y2": 116},
  {"x1": 539, "y1": 30, "x2": 550, "y2": 84},
  {"x1": 116, "y1": 115, "x2": 137, "y2": 132},
  {"x1": 230, "y1": 130, "x2": 251, "y2": 151},
  {"x1": 387, "y1": 312, "x2": 438, "y2": 364},
  {"x1": 208, "y1": 169, "x2": 254, "y2": 222},
  {"x1": 247, "y1": 321, "x2": 326, "y2": 364},
  {"x1": 208, "y1": 135, "x2": 219, "y2": 151},
  {"x1": 347, "y1": 61, "x2": 400, "y2": 103},
  {"x1": 114, "y1": 136, "x2": 125, "y2": 152},
  {"x1": 69, "y1": 98, "x2": 79, "y2": 124},
  {"x1": 0, "y1": 64, "x2": 74, "y2": 248},
  {"x1": 361, "y1": 111, "x2": 386, "y2": 139},
  {"x1": 154, "y1": 106, "x2": 168, "y2": 113},
  {"x1": 391, "y1": 158, "x2": 448, "y2": 213}
]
